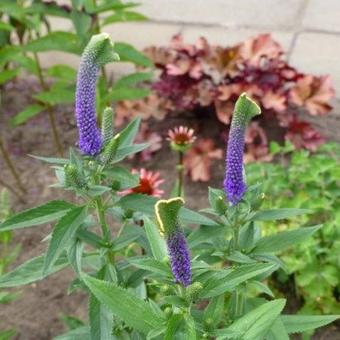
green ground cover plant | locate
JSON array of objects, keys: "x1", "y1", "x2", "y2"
[
  {"x1": 0, "y1": 33, "x2": 338, "y2": 339},
  {"x1": 247, "y1": 142, "x2": 340, "y2": 315}
]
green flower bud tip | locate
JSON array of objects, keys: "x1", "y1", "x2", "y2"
[
  {"x1": 185, "y1": 282, "x2": 203, "y2": 300},
  {"x1": 102, "y1": 133, "x2": 120, "y2": 165},
  {"x1": 102, "y1": 107, "x2": 115, "y2": 146},
  {"x1": 155, "y1": 197, "x2": 184, "y2": 235},
  {"x1": 64, "y1": 164, "x2": 86, "y2": 188}
]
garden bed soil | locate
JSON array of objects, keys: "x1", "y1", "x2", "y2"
[{"x1": 0, "y1": 79, "x2": 339, "y2": 339}]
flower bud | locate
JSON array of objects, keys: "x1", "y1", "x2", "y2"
[
  {"x1": 185, "y1": 282, "x2": 203, "y2": 301},
  {"x1": 101, "y1": 107, "x2": 115, "y2": 146},
  {"x1": 102, "y1": 133, "x2": 120, "y2": 165},
  {"x1": 64, "y1": 164, "x2": 86, "y2": 189}
]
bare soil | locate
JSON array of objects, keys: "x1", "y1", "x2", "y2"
[{"x1": 0, "y1": 78, "x2": 339, "y2": 339}]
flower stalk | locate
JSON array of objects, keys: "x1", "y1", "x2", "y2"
[
  {"x1": 75, "y1": 33, "x2": 119, "y2": 156},
  {"x1": 0, "y1": 137, "x2": 26, "y2": 194},
  {"x1": 224, "y1": 93, "x2": 261, "y2": 205}
]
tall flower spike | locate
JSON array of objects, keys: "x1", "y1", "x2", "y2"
[
  {"x1": 224, "y1": 93, "x2": 261, "y2": 205},
  {"x1": 75, "y1": 33, "x2": 119, "y2": 155},
  {"x1": 155, "y1": 198, "x2": 191, "y2": 287}
]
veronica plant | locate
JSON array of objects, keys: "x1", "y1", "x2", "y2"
[{"x1": 0, "y1": 36, "x2": 338, "y2": 339}]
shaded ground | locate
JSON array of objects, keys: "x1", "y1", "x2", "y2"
[{"x1": 0, "y1": 78, "x2": 339, "y2": 339}]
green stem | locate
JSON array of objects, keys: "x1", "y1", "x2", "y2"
[
  {"x1": 234, "y1": 289, "x2": 244, "y2": 319},
  {"x1": 0, "y1": 137, "x2": 26, "y2": 193},
  {"x1": 0, "y1": 176, "x2": 25, "y2": 202},
  {"x1": 177, "y1": 152, "x2": 184, "y2": 197},
  {"x1": 32, "y1": 49, "x2": 64, "y2": 157},
  {"x1": 95, "y1": 197, "x2": 110, "y2": 242}
]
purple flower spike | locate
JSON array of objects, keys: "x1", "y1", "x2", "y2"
[
  {"x1": 224, "y1": 93, "x2": 261, "y2": 205},
  {"x1": 155, "y1": 197, "x2": 191, "y2": 287},
  {"x1": 75, "y1": 33, "x2": 119, "y2": 155},
  {"x1": 166, "y1": 229, "x2": 191, "y2": 287}
]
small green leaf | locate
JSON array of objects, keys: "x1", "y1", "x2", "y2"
[
  {"x1": 0, "y1": 68, "x2": 19, "y2": 85},
  {"x1": 82, "y1": 274, "x2": 164, "y2": 334},
  {"x1": 117, "y1": 116, "x2": 141, "y2": 147},
  {"x1": 281, "y1": 315, "x2": 339, "y2": 334},
  {"x1": 0, "y1": 329, "x2": 16, "y2": 340},
  {"x1": 33, "y1": 87, "x2": 75, "y2": 106},
  {"x1": 203, "y1": 295, "x2": 225, "y2": 327},
  {"x1": 29, "y1": 154, "x2": 68, "y2": 165},
  {"x1": 113, "y1": 143, "x2": 149, "y2": 162},
  {"x1": 199, "y1": 263, "x2": 276, "y2": 298},
  {"x1": 252, "y1": 225, "x2": 322, "y2": 254},
  {"x1": 266, "y1": 318, "x2": 289, "y2": 340},
  {"x1": 250, "y1": 208, "x2": 310, "y2": 221},
  {"x1": 103, "y1": 10, "x2": 147, "y2": 25},
  {"x1": 227, "y1": 299, "x2": 286, "y2": 340},
  {"x1": 89, "y1": 293, "x2": 113, "y2": 340},
  {"x1": 0, "y1": 200, "x2": 74, "y2": 231},
  {"x1": 54, "y1": 326, "x2": 90, "y2": 340},
  {"x1": 115, "y1": 72, "x2": 152, "y2": 87},
  {"x1": 128, "y1": 257, "x2": 171, "y2": 277},
  {"x1": 114, "y1": 42, "x2": 152, "y2": 67},
  {"x1": 164, "y1": 314, "x2": 183, "y2": 340},
  {"x1": 106, "y1": 86, "x2": 150, "y2": 101},
  {"x1": 0, "y1": 21, "x2": 14, "y2": 32},
  {"x1": 43, "y1": 206, "x2": 88, "y2": 274},
  {"x1": 11, "y1": 104, "x2": 45, "y2": 126},
  {"x1": 0, "y1": 255, "x2": 68, "y2": 288},
  {"x1": 24, "y1": 31, "x2": 82, "y2": 54},
  {"x1": 143, "y1": 217, "x2": 167, "y2": 261},
  {"x1": 105, "y1": 166, "x2": 139, "y2": 190}
]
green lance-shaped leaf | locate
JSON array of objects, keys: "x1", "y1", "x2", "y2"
[
  {"x1": 155, "y1": 197, "x2": 184, "y2": 235},
  {"x1": 281, "y1": 315, "x2": 339, "y2": 334},
  {"x1": 227, "y1": 299, "x2": 286, "y2": 340},
  {"x1": 143, "y1": 216, "x2": 168, "y2": 261},
  {"x1": 0, "y1": 200, "x2": 74, "y2": 231},
  {"x1": 82, "y1": 274, "x2": 164, "y2": 334},
  {"x1": 0, "y1": 255, "x2": 69, "y2": 288},
  {"x1": 199, "y1": 263, "x2": 276, "y2": 298},
  {"x1": 252, "y1": 225, "x2": 322, "y2": 254},
  {"x1": 101, "y1": 107, "x2": 115, "y2": 146},
  {"x1": 250, "y1": 208, "x2": 311, "y2": 221},
  {"x1": 43, "y1": 206, "x2": 88, "y2": 275}
]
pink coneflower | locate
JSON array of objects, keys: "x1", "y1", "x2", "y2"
[
  {"x1": 167, "y1": 126, "x2": 196, "y2": 152},
  {"x1": 120, "y1": 168, "x2": 164, "y2": 197}
]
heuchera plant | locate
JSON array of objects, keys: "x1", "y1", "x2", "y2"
[
  {"x1": 116, "y1": 34, "x2": 335, "y2": 181},
  {"x1": 0, "y1": 34, "x2": 338, "y2": 339}
]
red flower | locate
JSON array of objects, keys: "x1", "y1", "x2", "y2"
[
  {"x1": 167, "y1": 126, "x2": 196, "y2": 145},
  {"x1": 120, "y1": 169, "x2": 164, "y2": 197}
]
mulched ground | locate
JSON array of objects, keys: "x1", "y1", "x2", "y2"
[{"x1": 0, "y1": 78, "x2": 339, "y2": 339}]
